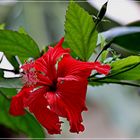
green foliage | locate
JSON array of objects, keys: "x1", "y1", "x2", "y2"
[
  {"x1": 89, "y1": 56, "x2": 140, "y2": 87},
  {"x1": 101, "y1": 50, "x2": 108, "y2": 62},
  {"x1": 18, "y1": 27, "x2": 28, "y2": 35},
  {"x1": 4, "y1": 54, "x2": 20, "y2": 73},
  {"x1": 0, "y1": 70, "x2": 4, "y2": 78},
  {"x1": 0, "y1": 24, "x2": 5, "y2": 30},
  {"x1": 111, "y1": 56, "x2": 140, "y2": 72},
  {"x1": 0, "y1": 88, "x2": 45, "y2": 138},
  {"x1": 110, "y1": 65, "x2": 140, "y2": 80},
  {"x1": 64, "y1": 2, "x2": 98, "y2": 61},
  {"x1": 0, "y1": 30, "x2": 40, "y2": 63},
  {"x1": 99, "y1": 35, "x2": 109, "y2": 62},
  {"x1": 127, "y1": 21, "x2": 140, "y2": 27},
  {"x1": 0, "y1": 78, "x2": 22, "y2": 88},
  {"x1": 0, "y1": 25, "x2": 20, "y2": 72},
  {"x1": 103, "y1": 27, "x2": 140, "y2": 53},
  {"x1": 109, "y1": 56, "x2": 140, "y2": 80},
  {"x1": 88, "y1": 81, "x2": 104, "y2": 87},
  {"x1": 90, "y1": 79, "x2": 140, "y2": 87}
]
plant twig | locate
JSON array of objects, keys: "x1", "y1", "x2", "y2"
[
  {"x1": 89, "y1": 80, "x2": 140, "y2": 87},
  {"x1": 94, "y1": 41, "x2": 112, "y2": 62}
]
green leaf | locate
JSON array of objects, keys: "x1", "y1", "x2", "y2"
[
  {"x1": 64, "y1": 2, "x2": 98, "y2": 61},
  {"x1": 111, "y1": 56, "x2": 140, "y2": 72},
  {"x1": 18, "y1": 27, "x2": 28, "y2": 35},
  {"x1": 0, "y1": 88, "x2": 17, "y2": 97},
  {"x1": 127, "y1": 20, "x2": 140, "y2": 27},
  {"x1": 103, "y1": 27, "x2": 140, "y2": 53},
  {"x1": 0, "y1": 88, "x2": 45, "y2": 138},
  {"x1": 110, "y1": 65, "x2": 140, "y2": 80},
  {"x1": 95, "y1": 56, "x2": 140, "y2": 81},
  {"x1": 99, "y1": 35, "x2": 109, "y2": 62},
  {"x1": 89, "y1": 56, "x2": 140, "y2": 85},
  {"x1": 5, "y1": 54, "x2": 20, "y2": 73},
  {"x1": 0, "y1": 24, "x2": 5, "y2": 30},
  {"x1": 0, "y1": 30, "x2": 40, "y2": 62},
  {"x1": 88, "y1": 81, "x2": 104, "y2": 87},
  {"x1": 101, "y1": 50, "x2": 108, "y2": 62},
  {"x1": 0, "y1": 78, "x2": 22, "y2": 88},
  {"x1": 105, "y1": 56, "x2": 140, "y2": 80},
  {"x1": 0, "y1": 70, "x2": 4, "y2": 79}
]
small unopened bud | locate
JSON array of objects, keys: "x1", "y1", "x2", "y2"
[{"x1": 95, "y1": 0, "x2": 108, "y2": 26}]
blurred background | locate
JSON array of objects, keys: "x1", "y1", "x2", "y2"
[{"x1": 0, "y1": 0, "x2": 140, "y2": 139}]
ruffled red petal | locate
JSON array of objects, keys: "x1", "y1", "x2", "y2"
[
  {"x1": 57, "y1": 55, "x2": 110, "y2": 77},
  {"x1": 92, "y1": 61, "x2": 111, "y2": 75},
  {"x1": 45, "y1": 91, "x2": 67, "y2": 118},
  {"x1": 9, "y1": 96, "x2": 25, "y2": 116},
  {"x1": 43, "y1": 55, "x2": 95, "y2": 133},
  {"x1": 25, "y1": 87, "x2": 62, "y2": 134},
  {"x1": 34, "y1": 38, "x2": 70, "y2": 83},
  {"x1": 24, "y1": 87, "x2": 47, "y2": 112},
  {"x1": 34, "y1": 107, "x2": 62, "y2": 134},
  {"x1": 46, "y1": 79, "x2": 88, "y2": 133},
  {"x1": 9, "y1": 86, "x2": 32, "y2": 116},
  {"x1": 58, "y1": 79, "x2": 88, "y2": 133},
  {"x1": 57, "y1": 55, "x2": 94, "y2": 80}
]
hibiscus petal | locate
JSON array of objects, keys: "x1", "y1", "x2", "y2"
[
  {"x1": 45, "y1": 91, "x2": 67, "y2": 118},
  {"x1": 35, "y1": 38, "x2": 70, "y2": 82},
  {"x1": 46, "y1": 79, "x2": 88, "y2": 133},
  {"x1": 46, "y1": 37, "x2": 70, "y2": 64},
  {"x1": 57, "y1": 55, "x2": 94, "y2": 79},
  {"x1": 24, "y1": 87, "x2": 47, "y2": 112},
  {"x1": 9, "y1": 86, "x2": 32, "y2": 116},
  {"x1": 93, "y1": 61, "x2": 111, "y2": 75},
  {"x1": 58, "y1": 55, "x2": 110, "y2": 79},
  {"x1": 33, "y1": 107, "x2": 62, "y2": 134},
  {"x1": 58, "y1": 80, "x2": 88, "y2": 133},
  {"x1": 25, "y1": 87, "x2": 62, "y2": 134},
  {"x1": 9, "y1": 96, "x2": 25, "y2": 116}
]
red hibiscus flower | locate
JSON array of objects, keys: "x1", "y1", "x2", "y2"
[{"x1": 9, "y1": 38, "x2": 110, "y2": 134}]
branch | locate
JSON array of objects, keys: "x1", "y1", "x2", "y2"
[
  {"x1": 94, "y1": 41, "x2": 112, "y2": 62},
  {"x1": 89, "y1": 80, "x2": 140, "y2": 87}
]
